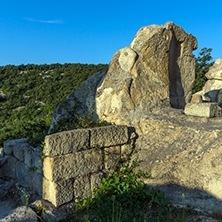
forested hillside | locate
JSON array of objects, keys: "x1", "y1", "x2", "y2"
[{"x1": 0, "y1": 63, "x2": 108, "y2": 147}]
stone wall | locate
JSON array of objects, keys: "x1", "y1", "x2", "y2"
[
  {"x1": 2, "y1": 116, "x2": 222, "y2": 213},
  {"x1": 0, "y1": 125, "x2": 134, "y2": 207}
]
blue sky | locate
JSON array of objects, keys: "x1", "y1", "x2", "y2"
[{"x1": 0, "y1": 0, "x2": 221, "y2": 66}]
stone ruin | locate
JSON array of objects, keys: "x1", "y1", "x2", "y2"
[
  {"x1": 184, "y1": 58, "x2": 222, "y2": 117},
  {"x1": 1, "y1": 21, "x2": 222, "y2": 220},
  {"x1": 48, "y1": 21, "x2": 222, "y2": 214}
]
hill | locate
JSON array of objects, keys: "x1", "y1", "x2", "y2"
[{"x1": 0, "y1": 63, "x2": 108, "y2": 147}]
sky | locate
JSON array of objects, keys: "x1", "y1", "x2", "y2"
[{"x1": 0, "y1": 0, "x2": 221, "y2": 66}]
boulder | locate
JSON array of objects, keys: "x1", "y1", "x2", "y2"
[
  {"x1": 30, "y1": 199, "x2": 74, "y2": 222},
  {"x1": 190, "y1": 94, "x2": 202, "y2": 103},
  {"x1": 193, "y1": 59, "x2": 222, "y2": 103},
  {"x1": 96, "y1": 22, "x2": 197, "y2": 124},
  {"x1": 184, "y1": 102, "x2": 220, "y2": 117},
  {"x1": 205, "y1": 58, "x2": 222, "y2": 80},
  {"x1": 0, "y1": 206, "x2": 37, "y2": 222},
  {"x1": 48, "y1": 22, "x2": 197, "y2": 133}
]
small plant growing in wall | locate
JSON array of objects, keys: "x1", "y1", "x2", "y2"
[{"x1": 39, "y1": 141, "x2": 45, "y2": 161}]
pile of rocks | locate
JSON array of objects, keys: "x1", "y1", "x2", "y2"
[
  {"x1": 194, "y1": 58, "x2": 222, "y2": 103},
  {"x1": 184, "y1": 59, "x2": 222, "y2": 117},
  {"x1": 0, "y1": 178, "x2": 73, "y2": 221}
]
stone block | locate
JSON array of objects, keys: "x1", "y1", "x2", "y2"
[
  {"x1": 43, "y1": 177, "x2": 73, "y2": 207},
  {"x1": 44, "y1": 129, "x2": 90, "y2": 156},
  {"x1": 32, "y1": 147, "x2": 43, "y2": 174},
  {"x1": 104, "y1": 146, "x2": 121, "y2": 177},
  {"x1": 43, "y1": 149, "x2": 103, "y2": 182},
  {"x1": 91, "y1": 172, "x2": 104, "y2": 197},
  {"x1": 3, "y1": 138, "x2": 29, "y2": 155},
  {"x1": 190, "y1": 94, "x2": 202, "y2": 103},
  {"x1": 184, "y1": 102, "x2": 219, "y2": 117},
  {"x1": 0, "y1": 206, "x2": 38, "y2": 222},
  {"x1": 74, "y1": 175, "x2": 91, "y2": 201},
  {"x1": 90, "y1": 125, "x2": 128, "y2": 148},
  {"x1": 24, "y1": 146, "x2": 43, "y2": 174},
  {"x1": 13, "y1": 143, "x2": 30, "y2": 162}
]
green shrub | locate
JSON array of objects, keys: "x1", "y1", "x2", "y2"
[{"x1": 192, "y1": 47, "x2": 214, "y2": 94}]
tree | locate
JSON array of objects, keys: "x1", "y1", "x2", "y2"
[{"x1": 192, "y1": 47, "x2": 214, "y2": 93}]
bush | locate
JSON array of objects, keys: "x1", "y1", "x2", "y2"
[{"x1": 192, "y1": 47, "x2": 214, "y2": 93}]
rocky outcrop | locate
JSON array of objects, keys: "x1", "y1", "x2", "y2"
[
  {"x1": 48, "y1": 22, "x2": 197, "y2": 133},
  {"x1": 128, "y1": 107, "x2": 222, "y2": 213},
  {"x1": 43, "y1": 22, "x2": 222, "y2": 214},
  {"x1": 192, "y1": 59, "x2": 222, "y2": 104},
  {"x1": 96, "y1": 22, "x2": 197, "y2": 124}
]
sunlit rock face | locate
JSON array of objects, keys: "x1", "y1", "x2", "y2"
[{"x1": 95, "y1": 21, "x2": 197, "y2": 125}]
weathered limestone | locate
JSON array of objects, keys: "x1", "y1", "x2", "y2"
[
  {"x1": 95, "y1": 21, "x2": 197, "y2": 124},
  {"x1": 184, "y1": 102, "x2": 220, "y2": 117},
  {"x1": 43, "y1": 149, "x2": 103, "y2": 182},
  {"x1": 48, "y1": 22, "x2": 197, "y2": 131},
  {"x1": 186, "y1": 59, "x2": 222, "y2": 118},
  {"x1": 42, "y1": 125, "x2": 131, "y2": 207},
  {"x1": 190, "y1": 94, "x2": 202, "y2": 103},
  {"x1": 206, "y1": 58, "x2": 222, "y2": 80},
  {"x1": 127, "y1": 107, "x2": 222, "y2": 213},
  {"x1": 43, "y1": 178, "x2": 74, "y2": 207},
  {"x1": 90, "y1": 125, "x2": 128, "y2": 147},
  {"x1": 44, "y1": 129, "x2": 90, "y2": 156},
  {"x1": 1, "y1": 125, "x2": 132, "y2": 208}
]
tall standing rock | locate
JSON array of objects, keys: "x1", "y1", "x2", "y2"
[
  {"x1": 48, "y1": 22, "x2": 197, "y2": 133},
  {"x1": 96, "y1": 22, "x2": 197, "y2": 124}
]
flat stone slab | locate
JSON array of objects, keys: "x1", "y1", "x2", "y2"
[{"x1": 184, "y1": 102, "x2": 219, "y2": 117}]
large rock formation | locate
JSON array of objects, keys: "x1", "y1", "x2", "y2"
[
  {"x1": 96, "y1": 22, "x2": 197, "y2": 124},
  {"x1": 45, "y1": 22, "x2": 222, "y2": 213},
  {"x1": 48, "y1": 21, "x2": 197, "y2": 132}
]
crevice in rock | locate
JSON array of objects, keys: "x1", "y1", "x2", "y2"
[{"x1": 168, "y1": 30, "x2": 185, "y2": 109}]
